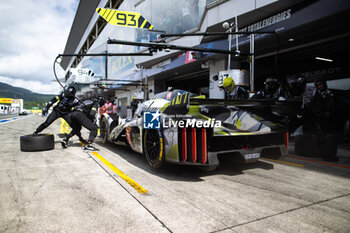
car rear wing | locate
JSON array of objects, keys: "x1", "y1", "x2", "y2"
[
  {"x1": 162, "y1": 93, "x2": 302, "y2": 118},
  {"x1": 189, "y1": 97, "x2": 302, "y2": 115}
]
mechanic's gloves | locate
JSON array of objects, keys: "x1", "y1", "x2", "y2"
[{"x1": 42, "y1": 108, "x2": 47, "y2": 115}]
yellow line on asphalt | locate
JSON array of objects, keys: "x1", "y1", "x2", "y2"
[
  {"x1": 260, "y1": 158, "x2": 304, "y2": 167},
  {"x1": 91, "y1": 151, "x2": 148, "y2": 194}
]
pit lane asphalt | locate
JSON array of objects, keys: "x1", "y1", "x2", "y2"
[{"x1": 1, "y1": 115, "x2": 350, "y2": 233}]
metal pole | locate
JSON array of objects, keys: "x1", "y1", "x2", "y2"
[
  {"x1": 250, "y1": 34, "x2": 255, "y2": 93},
  {"x1": 227, "y1": 28, "x2": 232, "y2": 70},
  {"x1": 141, "y1": 67, "x2": 148, "y2": 100}
]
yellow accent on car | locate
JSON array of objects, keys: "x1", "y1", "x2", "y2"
[
  {"x1": 175, "y1": 95, "x2": 182, "y2": 104},
  {"x1": 183, "y1": 93, "x2": 188, "y2": 103},
  {"x1": 159, "y1": 138, "x2": 163, "y2": 161},
  {"x1": 235, "y1": 119, "x2": 242, "y2": 129},
  {"x1": 160, "y1": 102, "x2": 170, "y2": 112},
  {"x1": 192, "y1": 95, "x2": 206, "y2": 99}
]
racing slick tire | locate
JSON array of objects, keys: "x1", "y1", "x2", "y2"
[
  {"x1": 100, "y1": 117, "x2": 109, "y2": 144},
  {"x1": 143, "y1": 129, "x2": 165, "y2": 169},
  {"x1": 20, "y1": 134, "x2": 55, "y2": 152}
]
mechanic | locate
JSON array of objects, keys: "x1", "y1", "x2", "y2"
[
  {"x1": 130, "y1": 96, "x2": 140, "y2": 117},
  {"x1": 59, "y1": 118, "x2": 70, "y2": 138},
  {"x1": 311, "y1": 80, "x2": 338, "y2": 161},
  {"x1": 104, "y1": 98, "x2": 114, "y2": 114},
  {"x1": 61, "y1": 96, "x2": 105, "y2": 151},
  {"x1": 288, "y1": 76, "x2": 338, "y2": 161},
  {"x1": 113, "y1": 97, "x2": 118, "y2": 113},
  {"x1": 285, "y1": 75, "x2": 312, "y2": 133},
  {"x1": 220, "y1": 76, "x2": 249, "y2": 100},
  {"x1": 251, "y1": 76, "x2": 286, "y2": 99},
  {"x1": 33, "y1": 86, "x2": 79, "y2": 136}
]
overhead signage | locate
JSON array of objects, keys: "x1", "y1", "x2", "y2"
[
  {"x1": 239, "y1": 9, "x2": 292, "y2": 33},
  {"x1": 70, "y1": 68, "x2": 96, "y2": 76},
  {"x1": 96, "y1": 8, "x2": 153, "y2": 30}
]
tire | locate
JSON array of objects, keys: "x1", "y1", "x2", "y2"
[
  {"x1": 143, "y1": 129, "x2": 165, "y2": 169},
  {"x1": 100, "y1": 117, "x2": 109, "y2": 144},
  {"x1": 20, "y1": 134, "x2": 55, "y2": 152}
]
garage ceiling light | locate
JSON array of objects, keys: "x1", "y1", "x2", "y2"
[
  {"x1": 315, "y1": 57, "x2": 333, "y2": 62},
  {"x1": 288, "y1": 38, "x2": 294, "y2": 42}
]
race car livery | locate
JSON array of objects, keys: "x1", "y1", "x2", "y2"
[{"x1": 100, "y1": 90, "x2": 288, "y2": 170}]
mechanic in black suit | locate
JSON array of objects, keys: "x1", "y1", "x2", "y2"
[
  {"x1": 33, "y1": 86, "x2": 79, "y2": 136},
  {"x1": 311, "y1": 80, "x2": 338, "y2": 161},
  {"x1": 61, "y1": 96, "x2": 105, "y2": 151},
  {"x1": 251, "y1": 76, "x2": 286, "y2": 99}
]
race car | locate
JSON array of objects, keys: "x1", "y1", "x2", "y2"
[{"x1": 99, "y1": 90, "x2": 289, "y2": 170}]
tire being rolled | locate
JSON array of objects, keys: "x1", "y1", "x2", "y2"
[{"x1": 20, "y1": 134, "x2": 55, "y2": 152}]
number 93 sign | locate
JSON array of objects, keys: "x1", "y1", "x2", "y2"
[{"x1": 96, "y1": 8, "x2": 153, "y2": 30}]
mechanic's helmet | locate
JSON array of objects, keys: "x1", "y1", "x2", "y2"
[
  {"x1": 222, "y1": 76, "x2": 235, "y2": 92},
  {"x1": 96, "y1": 96, "x2": 105, "y2": 106},
  {"x1": 65, "y1": 86, "x2": 76, "y2": 98},
  {"x1": 287, "y1": 75, "x2": 306, "y2": 97},
  {"x1": 315, "y1": 80, "x2": 327, "y2": 89},
  {"x1": 265, "y1": 77, "x2": 279, "y2": 94},
  {"x1": 131, "y1": 96, "x2": 135, "y2": 101}
]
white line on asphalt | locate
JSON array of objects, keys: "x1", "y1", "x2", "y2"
[{"x1": 0, "y1": 115, "x2": 34, "y2": 125}]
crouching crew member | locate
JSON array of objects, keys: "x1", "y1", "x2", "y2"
[
  {"x1": 33, "y1": 86, "x2": 78, "y2": 135},
  {"x1": 62, "y1": 96, "x2": 105, "y2": 151}
]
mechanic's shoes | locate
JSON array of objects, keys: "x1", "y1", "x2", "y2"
[
  {"x1": 84, "y1": 144, "x2": 99, "y2": 151},
  {"x1": 61, "y1": 138, "x2": 69, "y2": 149},
  {"x1": 32, "y1": 132, "x2": 38, "y2": 136},
  {"x1": 79, "y1": 137, "x2": 88, "y2": 145},
  {"x1": 58, "y1": 133, "x2": 67, "y2": 138}
]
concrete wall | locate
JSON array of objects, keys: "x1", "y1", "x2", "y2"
[{"x1": 200, "y1": 0, "x2": 278, "y2": 31}]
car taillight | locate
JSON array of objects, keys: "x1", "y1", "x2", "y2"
[
  {"x1": 179, "y1": 126, "x2": 208, "y2": 164},
  {"x1": 191, "y1": 128, "x2": 197, "y2": 162},
  {"x1": 182, "y1": 127, "x2": 187, "y2": 162},
  {"x1": 201, "y1": 128, "x2": 207, "y2": 164}
]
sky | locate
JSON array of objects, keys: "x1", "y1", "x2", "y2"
[{"x1": 0, "y1": 0, "x2": 79, "y2": 94}]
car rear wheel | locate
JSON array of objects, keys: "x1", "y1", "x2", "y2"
[
  {"x1": 20, "y1": 134, "x2": 55, "y2": 152},
  {"x1": 143, "y1": 129, "x2": 164, "y2": 169}
]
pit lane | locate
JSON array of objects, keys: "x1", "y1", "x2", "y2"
[{"x1": 1, "y1": 115, "x2": 350, "y2": 233}]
